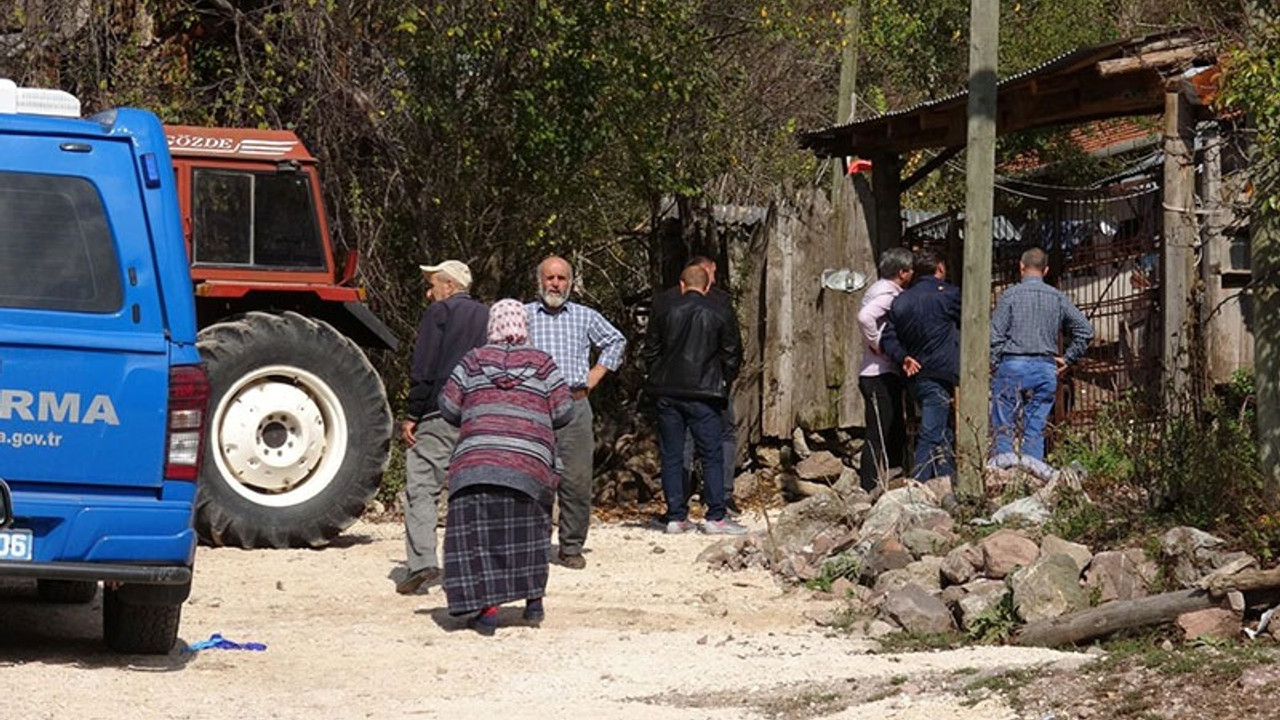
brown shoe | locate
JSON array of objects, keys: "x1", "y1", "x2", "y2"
[
  {"x1": 557, "y1": 552, "x2": 586, "y2": 570},
  {"x1": 395, "y1": 567, "x2": 442, "y2": 595}
]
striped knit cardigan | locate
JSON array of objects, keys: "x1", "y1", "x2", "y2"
[{"x1": 438, "y1": 342, "x2": 575, "y2": 506}]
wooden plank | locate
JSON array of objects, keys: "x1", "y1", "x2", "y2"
[
  {"x1": 761, "y1": 201, "x2": 795, "y2": 438},
  {"x1": 793, "y1": 190, "x2": 833, "y2": 430},
  {"x1": 836, "y1": 176, "x2": 877, "y2": 428},
  {"x1": 1016, "y1": 588, "x2": 1219, "y2": 647},
  {"x1": 1097, "y1": 43, "x2": 1217, "y2": 77},
  {"x1": 727, "y1": 218, "x2": 768, "y2": 457}
]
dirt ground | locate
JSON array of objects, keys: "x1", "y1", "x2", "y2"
[{"x1": 3, "y1": 513, "x2": 1273, "y2": 720}]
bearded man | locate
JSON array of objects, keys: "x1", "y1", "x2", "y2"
[{"x1": 524, "y1": 255, "x2": 627, "y2": 569}]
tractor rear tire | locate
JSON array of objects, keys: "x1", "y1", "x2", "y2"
[{"x1": 197, "y1": 311, "x2": 391, "y2": 548}]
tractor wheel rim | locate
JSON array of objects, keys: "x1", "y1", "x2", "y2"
[{"x1": 212, "y1": 365, "x2": 347, "y2": 505}]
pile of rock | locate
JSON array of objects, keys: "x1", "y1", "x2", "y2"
[{"x1": 702, "y1": 471, "x2": 1280, "y2": 645}]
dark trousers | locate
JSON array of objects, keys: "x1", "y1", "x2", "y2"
[
  {"x1": 681, "y1": 401, "x2": 737, "y2": 498},
  {"x1": 657, "y1": 396, "x2": 727, "y2": 522},
  {"x1": 858, "y1": 373, "x2": 907, "y2": 490},
  {"x1": 910, "y1": 377, "x2": 955, "y2": 481}
]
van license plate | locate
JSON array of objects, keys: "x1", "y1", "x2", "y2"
[{"x1": 0, "y1": 529, "x2": 33, "y2": 561}]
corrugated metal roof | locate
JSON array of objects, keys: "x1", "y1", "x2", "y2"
[{"x1": 798, "y1": 28, "x2": 1201, "y2": 157}]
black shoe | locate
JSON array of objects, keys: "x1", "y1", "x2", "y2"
[
  {"x1": 523, "y1": 599, "x2": 545, "y2": 624},
  {"x1": 395, "y1": 566, "x2": 442, "y2": 595},
  {"x1": 558, "y1": 551, "x2": 586, "y2": 570},
  {"x1": 467, "y1": 610, "x2": 497, "y2": 637}
]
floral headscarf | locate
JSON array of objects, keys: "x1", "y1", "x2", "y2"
[{"x1": 487, "y1": 298, "x2": 529, "y2": 345}]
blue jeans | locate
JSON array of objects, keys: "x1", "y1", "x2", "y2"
[
  {"x1": 657, "y1": 396, "x2": 726, "y2": 522},
  {"x1": 911, "y1": 378, "x2": 954, "y2": 480},
  {"x1": 991, "y1": 356, "x2": 1057, "y2": 461},
  {"x1": 681, "y1": 401, "x2": 737, "y2": 496}
]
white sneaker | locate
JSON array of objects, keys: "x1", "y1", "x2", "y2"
[
  {"x1": 703, "y1": 518, "x2": 749, "y2": 536},
  {"x1": 665, "y1": 519, "x2": 697, "y2": 534}
]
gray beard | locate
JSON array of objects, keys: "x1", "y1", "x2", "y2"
[{"x1": 540, "y1": 287, "x2": 570, "y2": 309}]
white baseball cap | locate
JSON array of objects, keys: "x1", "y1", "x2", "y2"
[{"x1": 419, "y1": 259, "x2": 473, "y2": 289}]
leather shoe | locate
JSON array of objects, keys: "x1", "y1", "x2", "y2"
[
  {"x1": 558, "y1": 551, "x2": 586, "y2": 570},
  {"x1": 395, "y1": 566, "x2": 442, "y2": 595}
]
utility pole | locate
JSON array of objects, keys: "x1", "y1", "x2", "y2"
[
  {"x1": 1249, "y1": 1, "x2": 1280, "y2": 500},
  {"x1": 832, "y1": 1, "x2": 861, "y2": 204},
  {"x1": 956, "y1": 0, "x2": 998, "y2": 501}
]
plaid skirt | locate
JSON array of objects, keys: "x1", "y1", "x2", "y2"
[{"x1": 443, "y1": 485, "x2": 551, "y2": 616}]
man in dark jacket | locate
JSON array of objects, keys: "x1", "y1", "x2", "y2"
[
  {"x1": 650, "y1": 255, "x2": 742, "y2": 513},
  {"x1": 880, "y1": 250, "x2": 962, "y2": 481},
  {"x1": 643, "y1": 264, "x2": 747, "y2": 536},
  {"x1": 398, "y1": 259, "x2": 489, "y2": 594}
]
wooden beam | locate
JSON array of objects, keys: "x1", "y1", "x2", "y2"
[
  {"x1": 870, "y1": 152, "x2": 902, "y2": 254},
  {"x1": 1017, "y1": 589, "x2": 1219, "y2": 647},
  {"x1": 902, "y1": 146, "x2": 961, "y2": 192},
  {"x1": 1097, "y1": 43, "x2": 1217, "y2": 77}
]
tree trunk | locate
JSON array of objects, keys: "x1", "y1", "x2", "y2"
[{"x1": 1016, "y1": 589, "x2": 1219, "y2": 647}]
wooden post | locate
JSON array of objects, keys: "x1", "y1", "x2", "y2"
[
  {"x1": 1161, "y1": 89, "x2": 1195, "y2": 399},
  {"x1": 956, "y1": 0, "x2": 998, "y2": 501},
  {"x1": 831, "y1": 1, "x2": 861, "y2": 202},
  {"x1": 870, "y1": 152, "x2": 902, "y2": 254},
  {"x1": 1249, "y1": 2, "x2": 1280, "y2": 502}
]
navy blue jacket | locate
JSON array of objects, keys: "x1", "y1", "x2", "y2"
[
  {"x1": 406, "y1": 291, "x2": 490, "y2": 420},
  {"x1": 880, "y1": 275, "x2": 962, "y2": 386}
]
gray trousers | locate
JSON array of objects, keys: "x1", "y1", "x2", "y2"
[
  {"x1": 403, "y1": 416, "x2": 459, "y2": 573},
  {"x1": 554, "y1": 397, "x2": 594, "y2": 556}
]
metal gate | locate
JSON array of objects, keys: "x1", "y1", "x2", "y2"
[{"x1": 904, "y1": 177, "x2": 1164, "y2": 435}]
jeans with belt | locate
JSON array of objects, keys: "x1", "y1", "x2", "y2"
[{"x1": 991, "y1": 356, "x2": 1057, "y2": 461}]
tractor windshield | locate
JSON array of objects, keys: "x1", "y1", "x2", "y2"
[{"x1": 191, "y1": 168, "x2": 325, "y2": 270}]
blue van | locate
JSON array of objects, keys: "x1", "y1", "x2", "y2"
[{"x1": 0, "y1": 80, "x2": 209, "y2": 654}]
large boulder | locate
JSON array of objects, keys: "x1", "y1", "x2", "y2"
[
  {"x1": 1177, "y1": 608, "x2": 1242, "y2": 641},
  {"x1": 901, "y1": 528, "x2": 952, "y2": 559},
  {"x1": 874, "y1": 556, "x2": 944, "y2": 595},
  {"x1": 858, "y1": 485, "x2": 952, "y2": 543},
  {"x1": 1040, "y1": 535, "x2": 1093, "y2": 576},
  {"x1": 882, "y1": 583, "x2": 956, "y2": 634},
  {"x1": 795, "y1": 450, "x2": 845, "y2": 481},
  {"x1": 1084, "y1": 548, "x2": 1158, "y2": 602},
  {"x1": 941, "y1": 543, "x2": 985, "y2": 586},
  {"x1": 953, "y1": 579, "x2": 1011, "y2": 631},
  {"x1": 1161, "y1": 526, "x2": 1251, "y2": 587},
  {"x1": 1011, "y1": 553, "x2": 1090, "y2": 623},
  {"x1": 766, "y1": 491, "x2": 860, "y2": 557},
  {"x1": 980, "y1": 529, "x2": 1040, "y2": 579}
]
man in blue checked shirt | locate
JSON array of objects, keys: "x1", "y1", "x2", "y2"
[
  {"x1": 526, "y1": 255, "x2": 627, "y2": 570},
  {"x1": 990, "y1": 247, "x2": 1094, "y2": 462}
]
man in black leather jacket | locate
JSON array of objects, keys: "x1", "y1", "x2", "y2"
[
  {"x1": 651, "y1": 255, "x2": 743, "y2": 513},
  {"x1": 643, "y1": 265, "x2": 747, "y2": 535}
]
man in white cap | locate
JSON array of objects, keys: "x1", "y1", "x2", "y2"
[{"x1": 398, "y1": 259, "x2": 489, "y2": 594}]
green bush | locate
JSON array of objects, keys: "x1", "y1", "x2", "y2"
[{"x1": 1050, "y1": 370, "x2": 1280, "y2": 560}]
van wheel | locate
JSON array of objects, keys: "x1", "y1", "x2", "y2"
[
  {"x1": 102, "y1": 585, "x2": 181, "y2": 654},
  {"x1": 197, "y1": 311, "x2": 391, "y2": 548},
  {"x1": 37, "y1": 579, "x2": 98, "y2": 603}
]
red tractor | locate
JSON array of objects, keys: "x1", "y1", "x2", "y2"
[{"x1": 165, "y1": 125, "x2": 396, "y2": 549}]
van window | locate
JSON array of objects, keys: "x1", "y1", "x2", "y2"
[
  {"x1": 191, "y1": 168, "x2": 325, "y2": 269},
  {"x1": 0, "y1": 172, "x2": 124, "y2": 313}
]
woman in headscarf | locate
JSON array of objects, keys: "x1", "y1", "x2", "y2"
[{"x1": 439, "y1": 298, "x2": 575, "y2": 635}]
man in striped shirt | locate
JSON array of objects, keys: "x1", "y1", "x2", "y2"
[
  {"x1": 526, "y1": 256, "x2": 627, "y2": 569},
  {"x1": 989, "y1": 247, "x2": 1095, "y2": 462}
]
